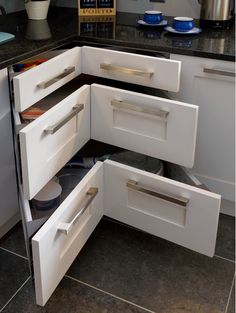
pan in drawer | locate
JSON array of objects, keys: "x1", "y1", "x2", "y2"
[
  {"x1": 91, "y1": 84, "x2": 198, "y2": 168},
  {"x1": 13, "y1": 47, "x2": 82, "y2": 112},
  {"x1": 19, "y1": 84, "x2": 90, "y2": 200}
]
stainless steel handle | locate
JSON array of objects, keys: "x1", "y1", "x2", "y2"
[
  {"x1": 100, "y1": 63, "x2": 154, "y2": 78},
  {"x1": 111, "y1": 99, "x2": 169, "y2": 119},
  {"x1": 37, "y1": 66, "x2": 75, "y2": 89},
  {"x1": 127, "y1": 180, "x2": 189, "y2": 207},
  {"x1": 44, "y1": 104, "x2": 84, "y2": 135},
  {"x1": 58, "y1": 187, "x2": 98, "y2": 235},
  {"x1": 203, "y1": 68, "x2": 235, "y2": 78}
]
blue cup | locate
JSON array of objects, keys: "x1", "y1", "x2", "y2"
[
  {"x1": 173, "y1": 17, "x2": 195, "y2": 32},
  {"x1": 143, "y1": 11, "x2": 163, "y2": 25}
]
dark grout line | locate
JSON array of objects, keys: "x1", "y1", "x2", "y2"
[
  {"x1": 224, "y1": 275, "x2": 235, "y2": 313},
  {"x1": 65, "y1": 275, "x2": 157, "y2": 313},
  {"x1": 214, "y1": 254, "x2": 236, "y2": 264},
  {"x1": 0, "y1": 247, "x2": 28, "y2": 261},
  {"x1": 0, "y1": 276, "x2": 31, "y2": 313}
]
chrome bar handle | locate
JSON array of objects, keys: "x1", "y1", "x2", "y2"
[
  {"x1": 37, "y1": 66, "x2": 76, "y2": 89},
  {"x1": 127, "y1": 180, "x2": 189, "y2": 207},
  {"x1": 58, "y1": 187, "x2": 98, "y2": 235},
  {"x1": 203, "y1": 68, "x2": 235, "y2": 78},
  {"x1": 111, "y1": 99, "x2": 169, "y2": 119},
  {"x1": 100, "y1": 63, "x2": 154, "y2": 78},
  {"x1": 44, "y1": 104, "x2": 84, "y2": 135}
]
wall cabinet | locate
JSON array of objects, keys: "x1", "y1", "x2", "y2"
[
  {"x1": 170, "y1": 54, "x2": 235, "y2": 210},
  {"x1": 11, "y1": 46, "x2": 221, "y2": 306}
]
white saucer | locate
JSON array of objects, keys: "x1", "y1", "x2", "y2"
[
  {"x1": 165, "y1": 26, "x2": 202, "y2": 34},
  {"x1": 137, "y1": 20, "x2": 168, "y2": 27}
]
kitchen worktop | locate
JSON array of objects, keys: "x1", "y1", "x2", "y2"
[{"x1": 0, "y1": 7, "x2": 234, "y2": 69}]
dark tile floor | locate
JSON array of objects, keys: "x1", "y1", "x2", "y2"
[{"x1": 0, "y1": 214, "x2": 235, "y2": 313}]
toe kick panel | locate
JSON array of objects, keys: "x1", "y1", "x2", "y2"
[
  {"x1": 91, "y1": 84, "x2": 198, "y2": 167},
  {"x1": 20, "y1": 85, "x2": 90, "y2": 200},
  {"x1": 32, "y1": 162, "x2": 104, "y2": 307},
  {"x1": 104, "y1": 160, "x2": 221, "y2": 257}
]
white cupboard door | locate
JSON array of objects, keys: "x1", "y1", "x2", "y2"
[
  {"x1": 20, "y1": 85, "x2": 90, "y2": 200},
  {"x1": 91, "y1": 84, "x2": 198, "y2": 168},
  {"x1": 82, "y1": 46, "x2": 181, "y2": 92},
  {"x1": 104, "y1": 160, "x2": 221, "y2": 257},
  {"x1": 32, "y1": 162, "x2": 104, "y2": 307},
  {"x1": 13, "y1": 47, "x2": 82, "y2": 112}
]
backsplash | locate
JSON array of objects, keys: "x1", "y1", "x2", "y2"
[{"x1": 0, "y1": 0, "x2": 200, "y2": 18}]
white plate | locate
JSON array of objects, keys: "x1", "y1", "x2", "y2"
[
  {"x1": 137, "y1": 20, "x2": 168, "y2": 27},
  {"x1": 165, "y1": 26, "x2": 202, "y2": 35}
]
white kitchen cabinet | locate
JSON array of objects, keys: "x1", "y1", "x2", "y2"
[
  {"x1": 10, "y1": 46, "x2": 222, "y2": 306},
  {"x1": 170, "y1": 54, "x2": 235, "y2": 212},
  {"x1": 0, "y1": 68, "x2": 20, "y2": 237}
]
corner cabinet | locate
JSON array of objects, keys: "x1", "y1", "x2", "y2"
[
  {"x1": 10, "y1": 46, "x2": 221, "y2": 306},
  {"x1": 170, "y1": 54, "x2": 235, "y2": 210}
]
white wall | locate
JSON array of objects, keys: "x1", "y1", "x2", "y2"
[
  {"x1": 54, "y1": 0, "x2": 201, "y2": 18},
  {"x1": 0, "y1": 0, "x2": 24, "y2": 13},
  {"x1": 117, "y1": 0, "x2": 201, "y2": 18}
]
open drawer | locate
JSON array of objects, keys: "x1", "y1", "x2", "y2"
[
  {"x1": 91, "y1": 84, "x2": 198, "y2": 168},
  {"x1": 32, "y1": 162, "x2": 104, "y2": 306},
  {"x1": 19, "y1": 84, "x2": 90, "y2": 200},
  {"x1": 31, "y1": 157, "x2": 220, "y2": 306},
  {"x1": 104, "y1": 160, "x2": 221, "y2": 257},
  {"x1": 13, "y1": 47, "x2": 82, "y2": 112},
  {"x1": 82, "y1": 46, "x2": 181, "y2": 92}
]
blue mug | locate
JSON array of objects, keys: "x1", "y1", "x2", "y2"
[
  {"x1": 143, "y1": 11, "x2": 163, "y2": 25},
  {"x1": 173, "y1": 17, "x2": 195, "y2": 32}
]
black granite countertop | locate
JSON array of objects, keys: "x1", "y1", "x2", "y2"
[{"x1": 0, "y1": 7, "x2": 234, "y2": 69}]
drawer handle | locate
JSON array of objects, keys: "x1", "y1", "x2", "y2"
[
  {"x1": 37, "y1": 66, "x2": 76, "y2": 89},
  {"x1": 127, "y1": 180, "x2": 189, "y2": 207},
  {"x1": 100, "y1": 63, "x2": 154, "y2": 78},
  {"x1": 58, "y1": 187, "x2": 98, "y2": 235},
  {"x1": 44, "y1": 104, "x2": 84, "y2": 135},
  {"x1": 203, "y1": 68, "x2": 235, "y2": 78},
  {"x1": 111, "y1": 99, "x2": 169, "y2": 119}
]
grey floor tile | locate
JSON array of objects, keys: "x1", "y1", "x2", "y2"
[
  {"x1": 0, "y1": 222, "x2": 27, "y2": 258},
  {"x1": 0, "y1": 249, "x2": 29, "y2": 309},
  {"x1": 2, "y1": 277, "x2": 149, "y2": 313},
  {"x1": 215, "y1": 214, "x2": 235, "y2": 261},
  {"x1": 227, "y1": 281, "x2": 235, "y2": 313},
  {"x1": 67, "y1": 218, "x2": 235, "y2": 313}
]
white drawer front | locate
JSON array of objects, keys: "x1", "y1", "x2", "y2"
[
  {"x1": 13, "y1": 47, "x2": 82, "y2": 112},
  {"x1": 32, "y1": 162, "x2": 104, "y2": 306},
  {"x1": 20, "y1": 85, "x2": 90, "y2": 200},
  {"x1": 82, "y1": 46, "x2": 181, "y2": 92},
  {"x1": 104, "y1": 160, "x2": 221, "y2": 257},
  {"x1": 91, "y1": 84, "x2": 198, "y2": 167}
]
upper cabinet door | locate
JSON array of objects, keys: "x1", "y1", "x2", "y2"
[
  {"x1": 20, "y1": 85, "x2": 90, "y2": 200},
  {"x1": 82, "y1": 46, "x2": 181, "y2": 92},
  {"x1": 13, "y1": 47, "x2": 82, "y2": 112},
  {"x1": 91, "y1": 84, "x2": 198, "y2": 168}
]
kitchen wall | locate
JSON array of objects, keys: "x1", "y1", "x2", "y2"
[
  {"x1": 55, "y1": 0, "x2": 201, "y2": 18},
  {"x1": 0, "y1": 0, "x2": 201, "y2": 18},
  {"x1": 0, "y1": 0, "x2": 24, "y2": 13}
]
